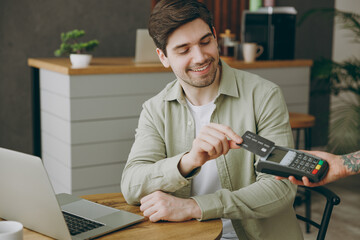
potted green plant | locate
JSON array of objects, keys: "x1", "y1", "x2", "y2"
[
  {"x1": 54, "y1": 29, "x2": 99, "y2": 68},
  {"x1": 299, "y1": 9, "x2": 360, "y2": 154}
]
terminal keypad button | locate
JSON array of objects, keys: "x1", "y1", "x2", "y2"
[{"x1": 289, "y1": 153, "x2": 322, "y2": 175}]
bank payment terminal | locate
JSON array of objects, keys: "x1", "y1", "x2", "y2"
[{"x1": 238, "y1": 131, "x2": 329, "y2": 183}]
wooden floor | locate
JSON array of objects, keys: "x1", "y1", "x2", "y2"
[{"x1": 295, "y1": 173, "x2": 360, "y2": 239}]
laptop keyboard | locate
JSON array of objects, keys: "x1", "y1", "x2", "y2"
[{"x1": 62, "y1": 211, "x2": 105, "y2": 236}]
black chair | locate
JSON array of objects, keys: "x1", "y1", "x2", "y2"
[{"x1": 294, "y1": 186, "x2": 341, "y2": 240}]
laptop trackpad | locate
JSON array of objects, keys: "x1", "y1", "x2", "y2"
[{"x1": 61, "y1": 199, "x2": 118, "y2": 219}]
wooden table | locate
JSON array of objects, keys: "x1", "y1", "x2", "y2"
[{"x1": 13, "y1": 193, "x2": 223, "y2": 240}]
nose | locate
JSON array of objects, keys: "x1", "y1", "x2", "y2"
[{"x1": 191, "y1": 45, "x2": 206, "y2": 64}]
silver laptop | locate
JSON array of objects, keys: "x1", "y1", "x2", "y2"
[
  {"x1": 134, "y1": 29, "x2": 160, "y2": 63},
  {"x1": 0, "y1": 147, "x2": 144, "y2": 240}
]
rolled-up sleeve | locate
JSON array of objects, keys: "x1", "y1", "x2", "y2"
[{"x1": 121, "y1": 101, "x2": 193, "y2": 204}]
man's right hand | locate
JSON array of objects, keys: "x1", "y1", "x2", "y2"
[{"x1": 178, "y1": 123, "x2": 242, "y2": 177}]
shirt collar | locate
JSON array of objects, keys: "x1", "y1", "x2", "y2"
[
  {"x1": 218, "y1": 59, "x2": 240, "y2": 98},
  {"x1": 164, "y1": 79, "x2": 185, "y2": 103},
  {"x1": 164, "y1": 58, "x2": 239, "y2": 103}
]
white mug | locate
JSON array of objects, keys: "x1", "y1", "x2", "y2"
[
  {"x1": 0, "y1": 221, "x2": 23, "y2": 240},
  {"x1": 242, "y1": 43, "x2": 264, "y2": 63}
]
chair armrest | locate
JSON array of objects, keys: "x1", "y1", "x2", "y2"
[{"x1": 299, "y1": 186, "x2": 341, "y2": 205}]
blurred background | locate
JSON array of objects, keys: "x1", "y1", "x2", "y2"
[{"x1": 0, "y1": 0, "x2": 151, "y2": 153}]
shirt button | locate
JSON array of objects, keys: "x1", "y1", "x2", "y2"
[
  {"x1": 187, "y1": 121, "x2": 192, "y2": 126},
  {"x1": 181, "y1": 181, "x2": 186, "y2": 185}
]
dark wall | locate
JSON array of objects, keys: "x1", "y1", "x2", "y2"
[
  {"x1": 0, "y1": 0, "x2": 151, "y2": 154},
  {"x1": 277, "y1": 0, "x2": 335, "y2": 60},
  {"x1": 277, "y1": 0, "x2": 335, "y2": 147},
  {"x1": 0, "y1": 0, "x2": 334, "y2": 154}
]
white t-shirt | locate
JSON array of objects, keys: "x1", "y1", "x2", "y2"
[{"x1": 186, "y1": 98, "x2": 238, "y2": 240}]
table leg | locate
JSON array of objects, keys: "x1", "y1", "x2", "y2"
[{"x1": 295, "y1": 129, "x2": 300, "y2": 149}]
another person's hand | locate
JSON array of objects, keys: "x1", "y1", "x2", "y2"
[
  {"x1": 276, "y1": 150, "x2": 347, "y2": 187},
  {"x1": 178, "y1": 123, "x2": 242, "y2": 176},
  {"x1": 140, "y1": 191, "x2": 201, "y2": 222}
]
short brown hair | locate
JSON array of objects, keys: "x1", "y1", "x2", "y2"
[{"x1": 148, "y1": 0, "x2": 214, "y2": 56}]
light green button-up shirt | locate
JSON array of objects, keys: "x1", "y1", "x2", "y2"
[{"x1": 121, "y1": 60, "x2": 303, "y2": 240}]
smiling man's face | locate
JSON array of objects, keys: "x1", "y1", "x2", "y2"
[{"x1": 157, "y1": 18, "x2": 220, "y2": 89}]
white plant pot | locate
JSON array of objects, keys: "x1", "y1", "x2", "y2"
[{"x1": 70, "y1": 54, "x2": 92, "y2": 68}]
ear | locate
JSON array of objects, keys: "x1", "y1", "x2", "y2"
[{"x1": 156, "y1": 48, "x2": 170, "y2": 68}]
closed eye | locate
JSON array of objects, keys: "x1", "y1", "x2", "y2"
[
  {"x1": 200, "y1": 39, "x2": 211, "y2": 45},
  {"x1": 178, "y1": 48, "x2": 189, "y2": 55},
  {"x1": 199, "y1": 33, "x2": 213, "y2": 45}
]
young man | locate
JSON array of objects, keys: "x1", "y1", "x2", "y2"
[{"x1": 121, "y1": 1, "x2": 303, "y2": 239}]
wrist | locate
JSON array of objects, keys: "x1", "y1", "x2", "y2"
[
  {"x1": 188, "y1": 198, "x2": 202, "y2": 219},
  {"x1": 178, "y1": 153, "x2": 197, "y2": 177},
  {"x1": 339, "y1": 152, "x2": 360, "y2": 177}
]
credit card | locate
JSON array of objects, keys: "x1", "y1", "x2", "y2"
[{"x1": 237, "y1": 131, "x2": 275, "y2": 157}]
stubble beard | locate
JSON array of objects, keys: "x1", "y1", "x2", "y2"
[{"x1": 183, "y1": 58, "x2": 219, "y2": 88}]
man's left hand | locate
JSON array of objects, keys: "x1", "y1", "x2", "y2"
[{"x1": 140, "y1": 191, "x2": 201, "y2": 222}]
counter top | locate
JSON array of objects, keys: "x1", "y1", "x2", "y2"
[{"x1": 28, "y1": 57, "x2": 313, "y2": 75}]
